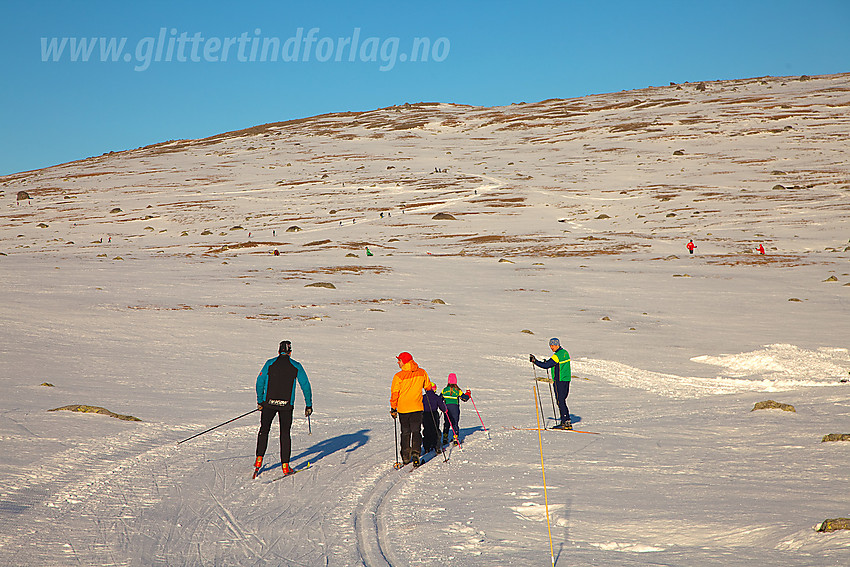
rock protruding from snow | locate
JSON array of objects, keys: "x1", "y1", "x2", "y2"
[
  {"x1": 821, "y1": 433, "x2": 850, "y2": 442},
  {"x1": 48, "y1": 404, "x2": 142, "y2": 421},
  {"x1": 751, "y1": 400, "x2": 796, "y2": 412},
  {"x1": 817, "y1": 518, "x2": 850, "y2": 532}
]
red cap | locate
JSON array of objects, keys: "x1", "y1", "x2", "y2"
[{"x1": 397, "y1": 352, "x2": 413, "y2": 364}]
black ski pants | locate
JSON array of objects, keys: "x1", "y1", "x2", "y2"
[
  {"x1": 422, "y1": 410, "x2": 442, "y2": 453},
  {"x1": 555, "y1": 380, "x2": 571, "y2": 424},
  {"x1": 256, "y1": 404, "x2": 294, "y2": 463},
  {"x1": 399, "y1": 411, "x2": 423, "y2": 464}
]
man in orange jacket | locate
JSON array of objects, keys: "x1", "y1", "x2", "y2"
[{"x1": 390, "y1": 352, "x2": 434, "y2": 467}]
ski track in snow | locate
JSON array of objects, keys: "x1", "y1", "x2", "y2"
[
  {"x1": 353, "y1": 464, "x2": 403, "y2": 567},
  {"x1": 0, "y1": 411, "x2": 442, "y2": 566}
]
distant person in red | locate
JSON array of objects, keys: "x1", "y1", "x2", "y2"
[
  {"x1": 756, "y1": 244, "x2": 765, "y2": 255},
  {"x1": 686, "y1": 239, "x2": 696, "y2": 255}
]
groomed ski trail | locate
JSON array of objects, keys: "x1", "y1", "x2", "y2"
[{"x1": 354, "y1": 464, "x2": 407, "y2": 567}]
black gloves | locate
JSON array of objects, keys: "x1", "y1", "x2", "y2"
[
  {"x1": 390, "y1": 408, "x2": 398, "y2": 419},
  {"x1": 305, "y1": 406, "x2": 313, "y2": 417},
  {"x1": 529, "y1": 354, "x2": 537, "y2": 363}
]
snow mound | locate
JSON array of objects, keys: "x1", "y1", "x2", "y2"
[
  {"x1": 588, "y1": 541, "x2": 665, "y2": 553},
  {"x1": 691, "y1": 344, "x2": 850, "y2": 382},
  {"x1": 510, "y1": 501, "x2": 561, "y2": 522},
  {"x1": 577, "y1": 344, "x2": 848, "y2": 399}
]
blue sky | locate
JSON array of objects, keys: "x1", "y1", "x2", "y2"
[{"x1": 1, "y1": 0, "x2": 848, "y2": 175}]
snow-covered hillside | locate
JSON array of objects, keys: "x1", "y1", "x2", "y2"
[{"x1": 1, "y1": 73, "x2": 849, "y2": 566}]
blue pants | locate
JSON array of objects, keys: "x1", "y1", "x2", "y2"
[
  {"x1": 443, "y1": 404, "x2": 460, "y2": 440},
  {"x1": 555, "y1": 380, "x2": 571, "y2": 424}
]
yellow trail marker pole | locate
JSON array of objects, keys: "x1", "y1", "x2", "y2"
[{"x1": 535, "y1": 384, "x2": 556, "y2": 566}]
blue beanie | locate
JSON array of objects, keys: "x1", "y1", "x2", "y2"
[{"x1": 549, "y1": 338, "x2": 560, "y2": 347}]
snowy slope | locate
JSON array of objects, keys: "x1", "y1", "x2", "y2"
[{"x1": 1, "y1": 73, "x2": 849, "y2": 566}]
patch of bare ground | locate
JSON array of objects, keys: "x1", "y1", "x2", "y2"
[
  {"x1": 401, "y1": 201, "x2": 448, "y2": 210},
  {"x1": 461, "y1": 234, "x2": 548, "y2": 244},
  {"x1": 632, "y1": 98, "x2": 686, "y2": 109},
  {"x1": 608, "y1": 121, "x2": 658, "y2": 133},
  {"x1": 469, "y1": 196, "x2": 527, "y2": 207},
  {"x1": 128, "y1": 304, "x2": 194, "y2": 311},
  {"x1": 276, "y1": 266, "x2": 392, "y2": 279},
  {"x1": 407, "y1": 179, "x2": 462, "y2": 191},
  {"x1": 62, "y1": 171, "x2": 119, "y2": 179},
  {"x1": 594, "y1": 147, "x2": 629, "y2": 153},
  {"x1": 702, "y1": 254, "x2": 814, "y2": 267},
  {"x1": 452, "y1": 236, "x2": 644, "y2": 257},
  {"x1": 246, "y1": 314, "x2": 294, "y2": 321},
  {"x1": 185, "y1": 176, "x2": 229, "y2": 183},
  {"x1": 337, "y1": 241, "x2": 389, "y2": 250},
  {"x1": 0, "y1": 172, "x2": 37, "y2": 184},
  {"x1": 204, "y1": 241, "x2": 284, "y2": 254},
  {"x1": 422, "y1": 233, "x2": 478, "y2": 239},
  {"x1": 584, "y1": 99, "x2": 646, "y2": 112},
  {"x1": 274, "y1": 179, "x2": 318, "y2": 188}
]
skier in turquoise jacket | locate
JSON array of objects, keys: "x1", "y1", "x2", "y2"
[
  {"x1": 254, "y1": 340, "x2": 313, "y2": 478},
  {"x1": 531, "y1": 337, "x2": 572, "y2": 429}
]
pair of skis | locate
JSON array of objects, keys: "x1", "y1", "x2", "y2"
[
  {"x1": 259, "y1": 461, "x2": 313, "y2": 483},
  {"x1": 512, "y1": 426, "x2": 599, "y2": 435},
  {"x1": 393, "y1": 452, "x2": 447, "y2": 471},
  {"x1": 532, "y1": 365, "x2": 599, "y2": 435}
]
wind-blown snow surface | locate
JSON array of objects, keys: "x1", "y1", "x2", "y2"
[{"x1": 1, "y1": 74, "x2": 849, "y2": 566}]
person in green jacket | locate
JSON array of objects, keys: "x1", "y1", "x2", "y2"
[
  {"x1": 530, "y1": 338, "x2": 572, "y2": 429},
  {"x1": 441, "y1": 373, "x2": 470, "y2": 445}
]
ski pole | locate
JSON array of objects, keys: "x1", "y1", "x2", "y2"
[
  {"x1": 535, "y1": 379, "x2": 547, "y2": 430},
  {"x1": 533, "y1": 363, "x2": 553, "y2": 428},
  {"x1": 536, "y1": 361, "x2": 557, "y2": 419},
  {"x1": 534, "y1": 386, "x2": 556, "y2": 566},
  {"x1": 548, "y1": 381, "x2": 558, "y2": 425},
  {"x1": 308, "y1": 414, "x2": 312, "y2": 435},
  {"x1": 177, "y1": 408, "x2": 259, "y2": 445},
  {"x1": 393, "y1": 414, "x2": 401, "y2": 469},
  {"x1": 468, "y1": 394, "x2": 490, "y2": 440}
]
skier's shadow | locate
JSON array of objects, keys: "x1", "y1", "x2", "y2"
[{"x1": 289, "y1": 428, "x2": 371, "y2": 466}]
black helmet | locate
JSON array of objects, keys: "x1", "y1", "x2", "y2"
[{"x1": 279, "y1": 340, "x2": 292, "y2": 354}]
